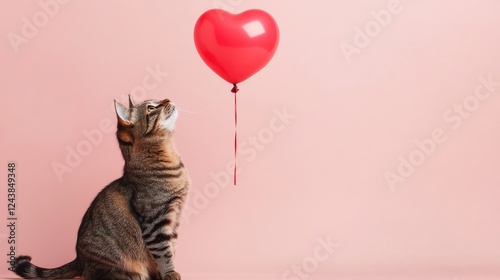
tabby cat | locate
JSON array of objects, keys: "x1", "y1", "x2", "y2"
[{"x1": 14, "y1": 97, "x2": 190, "y2": 280}]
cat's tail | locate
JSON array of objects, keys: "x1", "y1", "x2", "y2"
[{"x1": 13, "y1": 255, "x2": 82, "y2": 279}]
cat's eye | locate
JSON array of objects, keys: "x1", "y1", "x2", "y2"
[{"x1": 147, "y1": 105, "x2": 156, "y2": 113}]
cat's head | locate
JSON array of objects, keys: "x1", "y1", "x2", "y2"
[{"x1": 113, "y1": 96, "x2": 178, "y2": 146}]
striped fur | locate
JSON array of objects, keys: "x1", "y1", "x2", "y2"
[{"x1": 14, "y1": 97, "x2": 190, "y2": 280}]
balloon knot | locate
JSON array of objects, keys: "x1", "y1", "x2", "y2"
[{"x1": 231, "y1": 84, "x2": 239, "y2": 93}]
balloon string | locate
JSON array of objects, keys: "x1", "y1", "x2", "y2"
[{"x1": 232, "y1": 84, "x2": 238, "y2": 185}]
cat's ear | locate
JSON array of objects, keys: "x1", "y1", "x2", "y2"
[
  {"x1": 114, "y1": 100, "x2": 132, "y2": 127},
  {"x1": 114, "y1": 100, "x2": 134, "y2": 143},
  {"x1": 128, "y1": 94, "x2": 135, "y2": 108}
]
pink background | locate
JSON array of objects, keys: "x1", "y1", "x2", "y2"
[{"x1": 1, "y1": 0, "x2": 500, "y2": 279}]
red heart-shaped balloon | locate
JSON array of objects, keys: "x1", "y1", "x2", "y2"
[{"x1": 194, "y1": 9, "x2": 279, "y2": 85}]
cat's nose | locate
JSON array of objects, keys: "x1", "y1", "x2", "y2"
[{"x1": 160, "y1": 98, "x2": 170, "y2": 105}]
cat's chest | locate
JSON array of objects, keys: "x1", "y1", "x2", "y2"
[
  {"x1": 132, "y1": 184, "x2": 186, "y2": 214},
  {"x1": 134, "y1": 185, "x2": 173, "y2": 204}
]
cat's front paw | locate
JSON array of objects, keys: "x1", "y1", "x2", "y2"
[{"x1": 163, "y1": 271, "x2": 181, "y2": 280}]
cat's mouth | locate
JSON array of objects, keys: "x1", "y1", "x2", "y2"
[
  {"x1": 161, "y1": 102, "x2": 178, "y2": 131},
  {"x1": 157, "y1": 98, "x2": 175, "y2": 117}
]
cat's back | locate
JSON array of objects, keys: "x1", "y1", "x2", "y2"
[
  {"x1": 76, "y1": 179, "x2": 135, "y2": 237},
  {"x1": 87, "y1": 179, "x2": 133, "y2": 212}
]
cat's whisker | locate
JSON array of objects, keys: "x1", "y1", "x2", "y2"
[
  {"x1": 176, "y1": 107, "x2": 200, "y2": 115},
  {"x1": 172, "y1": 96, "x2": 200, "y2": 108},
  {"x1": 172, "y1": 99, "x2": 201, "y2": 116}
]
